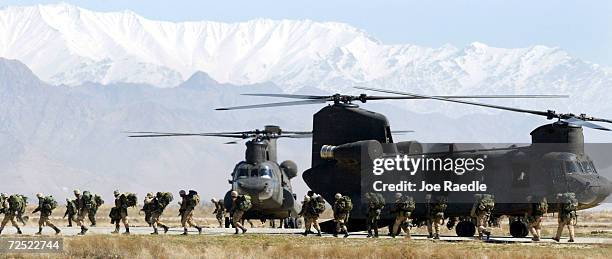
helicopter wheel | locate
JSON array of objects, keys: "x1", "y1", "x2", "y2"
[
  {"x1": 455, "y1": 220, "x2": 476, "y2": 237},
  {"x1": 509, "y1": 220, "x2": 529, "y2": 238}
]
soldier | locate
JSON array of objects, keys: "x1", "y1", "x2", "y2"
[
  {"x1": 142, "y1": 193, "x2": 155, "y2": 227},
  {"x1": 365, "y1": 192, "x2": 384, "y2": 238},
  {"x1": 150, "y1": 192, "x2": 172, "y2": 235},
  {"x1": 63, "y1": 198, "x2": 76, "y2": 227},
  {"x1": 178, "y1": 190, "x2": 202, "y2": 235},
  {"x1": 471, "y1": 194, "x2": 494, "y2": 240},
  {"x1": 73, "y1": 189, "x2": 90, "y2": 235},
  {"x1": 426, "y1": 194, "x2": 447, "y2": 240},
  {"x1": 88, "y1": 193, "x2": 103, "y2": 227},
  {"x1": 229, "y1": 191, "x2": 250, "y2": 234},
  {"x1": 298, "y1": 195, "x2": 319, "y2": 236},
  {"x1": 553, "y1": 192, "x2": 577, "y2": 242},
  {"x1": 32, "y1": 193, "x2": 61, "y2": 235},
  {"x1": 211, "y1": 198, "x2": 225, "y2": 228},
  {"x1": 332, "y1": 193, "x2": 352, "y2": 238},
  {"x1": 525, "y1": 196, "x2": 547, "y2": 241},
  {"x1": 111, "y1": 190, "x2": 131, "y2": 234},
  {"x1": 0, "y1": 193, "x2": 22, "y2": 235},
  {"x1": 391, "y1": 193, "x2": 414, "y2": 239}
]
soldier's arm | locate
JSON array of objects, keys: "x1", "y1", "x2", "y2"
[{"x1": 32, "y1": 206, "x2": 40, "y2": 214}]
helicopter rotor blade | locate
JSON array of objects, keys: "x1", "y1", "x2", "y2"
[
  {"x1": 216, "y1": 99, "x2": 327, "y2": 110},
  {"x1": 355, "y1": 86, "x2": 555, "y2": 118},
  {"x1": 241, "y1": 93, "x2": 330, "y2": 100},
  {"x1": 128, "y1": 132, "x2": 248, "y2": 138},
  {"x1": 391, "y1": 130, "x2": 415, "y2": 135},
  {"x1": 564, "y1": 117, "x2": 611, "y2": 131}
]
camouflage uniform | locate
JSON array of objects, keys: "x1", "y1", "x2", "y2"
[
  {"x1": 179, "y1": 190, "x2": 202, "y2": 235},
  {"x1": 32, "y1": 193, "x2": 60, "y2": 235},
  {"x1": 0, "y1": 193, "x2": 22, "y2": 235},
  {"x1": 88, "y1": 194, "x2": 103, "y2": 227},
  {"x1": 142, "y1": 193, "x2": 154, "y2": 226},
  {"x1": 472, "y1": 194, "x2": 494, "y2": 240},
  {"x1": 211, "y1": 198, "x2": 225, "y2": 228},
  {"x1": 332, "y1": 193, "x2": 350, "y2": 238},
  {"x1": 74, "y1": 190, "x2": 90, "y2": 235},
  {"x1": 391, "y1": 193, "x2": 412, "y2": 239},
  {"x1": 111, "y1": 190, "x2": 130, "y2": 234},
  {"x1": 230, "y1": 191, "x2": 248, "y2": 234},
  {"x1": 553, "y1": 193, "x2": 577, "y2": 242},
  {"x1": 525, "y1": 196, "x2": 547, "y2": 241},
  {"x1": 150, "y1": 193, "x2": 169, "y2": 235},
  {"x1": 426, "y1": 195, "x2": 447, "y2": 239},
  {"x1": 365, "y1": 193, "x2": 384, "y2": 238},
  {"x1": 63, "y1": 198, "x2": 76, "y2": 227}
]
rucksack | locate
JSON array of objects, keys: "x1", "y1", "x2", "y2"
[
  {"x1": 561, "y1": 193, "x2": 578, "y2": 211},
  {"x1": 94, "y1": 195, "x2": 104, "y2": 207},
  {"x1": 157, "y1": 192, "x2": 174, "y2": 208},
  {"x1": 478, "y1": 194, "x2": 495, "y2": 211},
  {"x1": 187, "y1": 190, "x2": 200, "y2": 209},
  {"x1": 399, "y1": 196, "x2": 415, "y2": 212},
  {"x1": 123, "y1": 193, "x2": 138, "y2": 207},
  {"x1": 237, "y1": 195, "x2": 252, "y2": 211},
  {"x1": 8, "y1": 195, "x2": 27, "y2": 214},
  {"x1": 82, "y1": 191, "x2": 94, "y2": 208},
  {"x1": 336, "y1": 196, "x2": 353, "y2": 213},
  {"x1": 43, "y1": 196, "x2": 58, "y2": 211},
  {"x1": 535, "y1": 199, "x2": 548, "y2": 214}
]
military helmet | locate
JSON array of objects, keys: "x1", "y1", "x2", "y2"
[
  {"x1": 36, "y1": 193, "x2": 43, "y2": 198},
  {"x1": 179, "y1": 190, "x2": 186, "y2": 196},
  {"x1": 211, "y1": 198, "x2": 217, "y2": 202},
  {"x1": 73, "y1": 189, "x2": 81, "y2": 196},
  {"x1": 231, "y1": 191, "x2": 238, "y2": 198},
  {"x1": 66, "y1": 198, "x2": 70, "y2": 202},
  {"x1": 304, "y1": 195, "x2": 311, "y2": 202},
  {"x1": 113, "y1": 190, "x2": 120, "y2": 197},
  {"x1": 334, "y1": 193, "x2": 342, "y2": 199},
  {"x1": 1, "y1": 193, "x2": 8, "y2": 198},
  {"x1": 147, "y1": 192, "x2": 154, "y2": 197},
  {"x1": 395, "y1": 192, "x2": 402, "y2": 199}
]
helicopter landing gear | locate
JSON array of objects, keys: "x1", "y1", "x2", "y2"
[
  {"x1": 455, "y1": 219, "x2": 476, "y2": 237},
  {"x1": 509, "y1": 217, "x2": 529, "y2": 238}
]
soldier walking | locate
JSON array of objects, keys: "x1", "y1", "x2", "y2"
[
  {"x1": 526, "y1": 196, "x2": 547, "y2": 241},
  {"x1": 553, "y1": 192, "x2": 577, "y2": 242},
  {"x1": 332, "y1": 193, "x2": 352, "y2": 238},
  {"x1": 426, "y1": 194, "x2": 447, "y2": 240},
  {"x1": 365, "y1": 192, "x2": 384, "y2": 238},
  {"x1": 0, "y1": 193, "x2": 22, "y2": 235},
  {"x1": 32, "y1": 193, "x2": 61, "y2": 235},
  {"x1": 178, "y1": 190, "x2": 202, "y2": 235},
  {"x1": 63, "y1": 198, "x2": 76, "y2": 227},
  {"x1": 74, "y1": 189, "x2": 90, "y2": 235},
  {"x1": 88, "y1": 193, "x2": 103, "y2": 227},
  {"x1": 230, "y1": 191, "x2": 251, "y2": 234},
  {"x1": 142, "y1": 193, "x2": 155, "y2": 227},
  {"x1": 150, "y1": 192, "x2": 172, "y2": 235},
  {"x1": 211, "y1": 198, "x2": 226, "y2": 228},
  {"x1": 110, "y1": 190, "x2": 133, "y2": 234},
  {"x1": 391, "y1": 193, "x2": 414, "y2": 239},
  {"x1": 471, "y1": 194, "x2": 495, "y2": 240}
]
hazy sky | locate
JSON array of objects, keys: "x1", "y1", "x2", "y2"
[{"x1": 2, "y1": 0, "x2": 611, "y2": 66}]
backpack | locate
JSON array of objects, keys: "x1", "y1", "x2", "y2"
[
  {"x1": 43, "y1": 196, "x2": 58, "y2": 211},
  {"x1": 237, "y1": 195, "x2": 252, "y2": 211},
  {"x1": 82, "y1": 191, "x2": 94, "y2": 208},
  {"x1": 399, "y1": 196, "x2": 415, "y2": 212},
  {"x1": 8, "y1": 195, "x2": 27, "y2": 214},
  {"x1": 157, "y1": 192, "x2": 174, "y2": 208},
  {"x1": 336, "y1": 196, "x2": 353, "y2": 213},
  {"x1": 535, "y1": 198, "x2": 548, "y2": 214},
  {"x1": 561, "y1": 193, "x2": 578, "y2": 212},
  {"x1": 478, "y1": 194, "x2": 495, "y2": 211},
  {"x1": 123, "y1": 193, "x2": 138, "y2": 207},
  {"x1": 187, "y1": 190, "x2": 200, "y2": 209},
  {"x1": 94, "y1": 195, "x2": 104, "y2": 207}
]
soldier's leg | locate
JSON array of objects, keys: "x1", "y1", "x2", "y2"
[
  {"x1": 232, "y1": 211, "x2": 246, "y2": 234},
  {"x1": 10, "y1": 216, "x2": 22, "y2": 234},
  {"x1": 373, "y1": 218, "x2": 379, "y2": 237},
  {"x1": 36, "y1": 216, "x2": 44, "y2": 234},
  {"x1": 554, "y1": 218, "x2": 565, "y2": 241},
  {"x1": 434, "y1": 218, "x2": 442, "y2": 239},
  {"x1": 313, "y1": 217, "x2": 321, "y2": 236},
  {"x1": 426, "y1": 218, "x2": 433, "y2": 238},
  {"x1": 568, "y1": 218, "x2": 576, "y2": 242},
  {"x1": 88, "y1": 210, "x2": 97, "y2": 226},
  {"x1": 78, "y1": 212, "x2": 89, "y2": 235},
  {"x1": 401, "y1": 218, "x2": 411, "y2": 239},
  {"x1": 392, "y1": 217, "x2": 401, "y2": 237},
  {"x1": 0, "y1": 215, "x2": 10, "y2": 234},
  {"x1": 67, "y1": 215, "x2": 73, "y2": 227},
  {"x1": 121, "y1": 213, "x2": 130, "y2": 234},
  {"x1": 534, "y1": 217, "x2": 542, "y2": 239},
  {"x1": 45, "y1": 218, "x2": 60, "y2": 234}
]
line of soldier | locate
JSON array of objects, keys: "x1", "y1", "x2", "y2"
[
  {"x1": 0, "y1": 189, "x2": 254, "y2": 236},
  {"x1": 296, "y1": 191, "x2": 578, "y2": 242}
]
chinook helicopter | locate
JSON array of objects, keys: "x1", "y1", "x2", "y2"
[
  {"x1": 216, "y1": 90, "x2": 612, "y2": 237},
  {"x1": 128, "y1": 126, "x2": 309, "y2": 222}
]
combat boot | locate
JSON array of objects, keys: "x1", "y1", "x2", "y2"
[
  {"x1": 123, "y1": 227, "x2": 130, "y2": 235},
  {"x1": 163, "y1": 225, "x2": 169, "y2": 234},
  {"x1": 111, "y1": 225, "x2": 119, "y2": 234},
  {"x1": 0, "y1": 228, "x2": 3, "y2": 235},
  {"x1": 568, "y1": 239, "x2": 575, "y2": 242},
  {"x1": 234, "y1": 228, "x2": 239, "y2": 235},
  {"x1": 434, "y1": 234, "x2": 440, "y2": 240},
  {"x1": 183, "y1": 228, "x2": 189, "y2": 235},
  {"x1": 53, "y1": 227, "x2": 61, "y2": 235},
  {"x1": 485, "y1": 230, "x2": 491, "y2": 240},
  {"x1": 366, "y1": 230, "x2": 372, "y2": 238},
  {"x1": 552, "y1": 237, "x2": 560, "y2": 242},
  {"x1": 317, "y1": 230, "x2": 322, "y2": 237},
  {"x1": 36, "y1": 227, "x2": 43, "y2": 235},
  {"x1": 374, "y1": 228, "x2": 379, "y2": 238},
  {"x1": 343, "y1": 231, "x2": 349, "y2": 238},
  {"x1": 303, "y1": 230, "x2": 309, "y2": 236},
  {"x1": 196, "y1": 226, "x2": 202, "y2": 234},
  {"x1": 79, "y1": 226, "x2": 88, "y2": 235},
  {"x1": 16, "y1": 228, "x2": 22, "y2": 235},
  {"x1": 242, "y1": 227, "x2": 247, "y2": 234},
  {"x1": 427, "y1": 233, "x2": 433, "y2": 239},
  {"x1": 151, "y1": 229, "x2": 158, "y2": 235}
]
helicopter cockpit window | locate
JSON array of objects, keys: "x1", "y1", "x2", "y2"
[
  {"x1": 581, "y1": 161, "x2": 594, "y2": 174},
  {"x1": 564, "y1": 161, "x2": 581, "y2": 174},
  {"x1": 237, "y1": 167, "x2": 250, "y2": 179},
  {"x1": 589, "y1": 161, "x2": 598, "y2": 174},
  {"x1": 258, "y1": 166, "x2": 273, "y2": 179}
]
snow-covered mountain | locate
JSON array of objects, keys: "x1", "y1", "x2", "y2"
[{"x1": 0, "y1": 3, "x2": 610, "y2": 111}]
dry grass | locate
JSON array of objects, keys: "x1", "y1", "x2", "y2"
[{"x1": 2, "y1": 234, "x2": 611, "y2": 259}]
